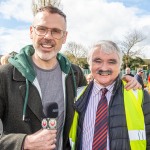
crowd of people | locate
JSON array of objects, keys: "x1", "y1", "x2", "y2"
[
  {"x1": 124, "y1": 67, "x2": 150, "y2": 93},
  {"x1": 0, "y1": 5, "x2": 150, "y2": 150}
]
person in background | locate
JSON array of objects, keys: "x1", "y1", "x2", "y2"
[
  {"x1": 86, "y1": 73, "x2": 93, "y2": 84},
  {"x1": 0, "y1": 6, "x2": 141, "y2": 150},
  {"x1": 134, "y1": 68, "x2": 144, "y2": 89},
  {"x1": 146, "y1": 70, "x2": 150, "y2": 93},
  {"x1": 146, "y1": 70, "x2": 150, "y2": 81},
  {"x1": 69, "y1": 40, "x2": 150, "y2": 150},
  {"x1": 125, "y1": 67, "x2": 134, "y2": 77},
  {"x1": 0, "y1": 54, "x2": 11, "y2": 65}
]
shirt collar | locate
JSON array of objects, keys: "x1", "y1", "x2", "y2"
[{"x1": 93, "y1": 80, "x2": 115, "y2": 96}]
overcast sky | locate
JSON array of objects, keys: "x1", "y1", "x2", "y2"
[{"x1": 0, "y1": 0, "x2": 150, "y2": 58}]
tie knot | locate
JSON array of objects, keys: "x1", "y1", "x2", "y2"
[{"x1": 101, "y1": 88, "x2": 108, "y2": 96}]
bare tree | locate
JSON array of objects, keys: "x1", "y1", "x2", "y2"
[
  {"x1": 118, "y1": 30, "x2": 146, "y2": 68},
  {"x1": 64, "y1": 42, "x2": 88, "y2": 66},
  {"x1": 32, "y1": 0, "x2": 61, "y2": 15}
]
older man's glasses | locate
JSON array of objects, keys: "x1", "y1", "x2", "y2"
[{"x1": 33, "y1": 25, "x2": 66, "y2": 40}]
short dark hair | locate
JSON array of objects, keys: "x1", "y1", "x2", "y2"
[{"x1": 35, "y1": 6, "x2": 66, "y2": 22}]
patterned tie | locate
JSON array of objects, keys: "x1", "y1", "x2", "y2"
[{"x1": 92, "y1": 88, "x2": 108, "y2": 150}]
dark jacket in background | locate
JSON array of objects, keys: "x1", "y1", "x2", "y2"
[
  {"x1": 134, "y1": 74, "x2": 144, "y2": 89},
  {"x1": 126, "y1": 73, "x2": 134, "y2": 77}
]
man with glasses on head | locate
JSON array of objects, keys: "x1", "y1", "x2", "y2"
[{"x1": 0, "y1": 6, "x2": 142, "y2": 150}]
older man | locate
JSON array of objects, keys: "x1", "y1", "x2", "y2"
[
  {"x1": 69, "y1": 40, "x2": 150, "y2": 150},
  {"x1": 125, "y1": 67, "x2": 134, "y2": 77}
]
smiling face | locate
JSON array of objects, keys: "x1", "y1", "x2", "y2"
[
  {"x1": 89, "y1": 45, "x2": 121, "y2": 87},
  {"x1": 30, "y1": 10, "x2": 67, "y2": 68}
]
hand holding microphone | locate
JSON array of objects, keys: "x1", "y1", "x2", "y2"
[{"x1": 23, "y1": 103, "x2": 58, "y2": 150}]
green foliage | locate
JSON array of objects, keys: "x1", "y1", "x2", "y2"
[
  {"x1": 63, "y1": 51, "x2": 89, "y2": 69},
  {"x1": 122, "y1": 55, "x2": 145, "y2": 69},
  {"x1": 63, "y1": 41, "x2": 88, "y2": 68},
  {"x1": 78, "y1": 58, "x2": 89, "y2": 69}
]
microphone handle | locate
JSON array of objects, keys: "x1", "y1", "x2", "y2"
[{"x1": 41, "y1": 118, "x2": 57, "y2": 130}]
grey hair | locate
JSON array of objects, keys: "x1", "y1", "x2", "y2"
[{"x1": 87, "y1": 40, "x2": 123, "y2": 67}]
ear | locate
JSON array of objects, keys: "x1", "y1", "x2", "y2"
[
  {"x1": 62, "y1": 31, "x2": 68, "y2": 44},
  {"x1": 30, "y1": 26, "x2": 33, "y2": 39}
]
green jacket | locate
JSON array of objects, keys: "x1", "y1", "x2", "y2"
[{"x1": 0, "y1": 45, "x2": 86, "y2": 150}]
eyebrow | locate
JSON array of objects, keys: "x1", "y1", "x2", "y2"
[
  {"x1": 108, "y1": 59, "x2": 117, "y2": 62},
  {"x1": 92, "y1": 58, "x2": 117, "y2": 61},
  {"x1": 92, "y1": 58, "x2": 101, "y2": 61}
]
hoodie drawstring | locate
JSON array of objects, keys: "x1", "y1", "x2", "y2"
[
  {"x1": 22, "y1": 68, "x2": 77, "y2": 121},
  {"x1": 22, "y1": 79, "x2": 29, "y2": 121}
]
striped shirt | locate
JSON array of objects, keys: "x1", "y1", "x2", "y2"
[{"x1": 82, "y1": 80, "x2": 115, "y2": 150}]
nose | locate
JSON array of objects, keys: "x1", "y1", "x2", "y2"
[
  {"x1": 99, "y1": 61, "x2": 108, "y2": 69},
  {"x1": 44, "y1": 29, "x2": 53, "y2": 39}
]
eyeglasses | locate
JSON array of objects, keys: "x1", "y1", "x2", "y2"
[{"x1": 33, "y1": 25, "x2": 66, "y2": 40}]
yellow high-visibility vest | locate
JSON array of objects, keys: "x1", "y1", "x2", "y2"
[
  {"x1": 123, "y1": 81, "x2": 146, "y2": 150},
  {"x1": 69, "y1": 86, "x2": 87, "y2": 150},
  {"x1": 69, "y1": 82, "x2": 146, "y2": 150}
]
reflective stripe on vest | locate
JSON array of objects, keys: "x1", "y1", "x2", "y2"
[
  {"x1": 123, "y1": 81, "x2": 146, "y2": 150},
  {"x1": 69, "y1": 83, "x2": 146, "y2": 150}
]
